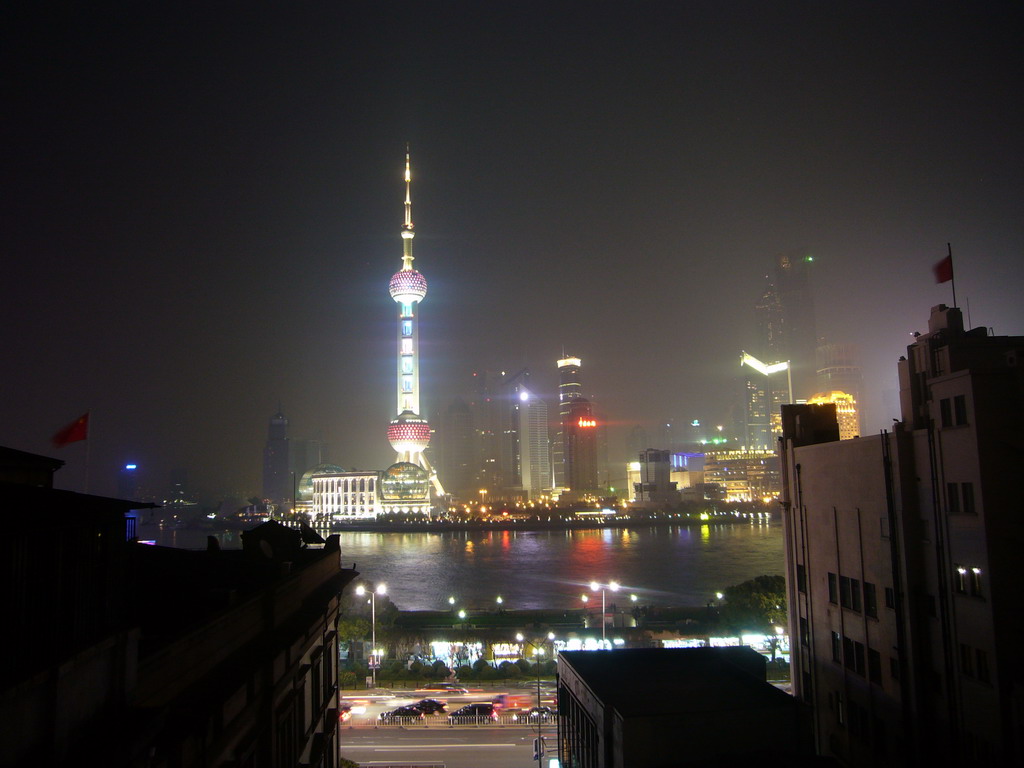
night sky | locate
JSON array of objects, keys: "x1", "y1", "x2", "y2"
[{"x1": 4, "y1": 2, "x2": 1022, "y2": 499}]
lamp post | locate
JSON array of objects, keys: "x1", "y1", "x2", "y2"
[
  {"x1": 355, "y1": 583, "x2": 386, "y2": 688},
  {"x1": 590, "y1": 580, "x2": 620, "y2": 643},
  {"x1": 517, "y1": 632, "x2": 555, "y2": 768}
]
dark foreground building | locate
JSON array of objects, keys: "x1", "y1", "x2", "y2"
[
  {"x1": 557, "y1": 647, "x2": 819, "y2": 767},
  {"x1": 1, "y1": 448, "x2": 357, "y2": 767},
  {"x1": 780, "y1": 304, "x2": 1024, "y2": 766}
]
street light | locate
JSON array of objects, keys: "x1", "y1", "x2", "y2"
[
  {"x1": 516, "y1": 632, "x2": 555, "y2": 768},
  {"x1": 590, "y1": 580, "x2": 620, "y2": 642},
  {"x1": 496, "y1": 595, "x2": 504, "y2": 611},
  {"x1": 355, "y1": 583, "x2": 386, "y2": 688}
]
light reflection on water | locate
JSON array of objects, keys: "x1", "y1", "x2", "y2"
[
  {"x1": 340, "y1": 523, "x2": 782, "y2": 610},
  {"x1": 141, "y1": 522, "x2": 783, "y2": 610}
]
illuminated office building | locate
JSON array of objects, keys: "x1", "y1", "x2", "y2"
[
  {"x1": 740, "y1": 351, "x2": 793, "y2": 450},
  {"x1": 806, "y1": 390, "x2": 860, "y2": 440},
  {"x1": 554, "y1": 356, "x2": 584, "y2": 489},
  {"x1": 383, "y1": 151, "x2": 443, "y2": 513},
  {"x1": 518, "y1": 385, "x2": 552, "y2": 499},
  {"x1": 816, "y1": 342, "x2": 864, "y2": 432},
  {"x1": 565, "y1": 398, "x2": 599, "y2": 496}
]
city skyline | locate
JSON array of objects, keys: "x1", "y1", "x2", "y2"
[{"x1": 3, "y1": 3, "x2": 1022, "y2": 497}]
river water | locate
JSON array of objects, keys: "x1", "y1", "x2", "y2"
[{"x1": 142, "y1": 520, "x2": 784, "y2": 610}]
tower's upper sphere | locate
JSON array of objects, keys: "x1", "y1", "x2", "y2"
[
  {"x1": 388, "y1": 410, "x2": 431, "y2": 453},
  {"x1": 390, "y1": 269, "x2": 427, "y2": 303}
]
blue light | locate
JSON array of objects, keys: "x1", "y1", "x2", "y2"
[{"x1": 125, "y1": 464, "x2": 137, "y2": 470}]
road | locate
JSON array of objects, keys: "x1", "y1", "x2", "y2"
[
  {"x1": 340, "y1": 683, "x2": 557, "y2": 723},
  {"x1": 339, "y1": 726, "x2": 552, "y2": 768}
]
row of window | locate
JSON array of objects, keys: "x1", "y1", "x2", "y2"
[
  {"x1": 954, "y1": 564, "x2": 984, "y2": 597},
  {"x1": 959, "y1": 642, "x2": 991, "y2": 683},
  {"x1": 827, "y1": 572, "x2": 880, "y2": 618},
  {"x1": 831, "y1": 692, "x2": 887, "y2": 756},
  {"x1": 947, "y1": 481, "x2": 976, "y2": 515},
  {"x1": 316, "y1": 478, "x2": 376, "y2": 492},
  {"x1": 830, "y1": 632, "x2": 884, "y2": 684},
  {"x1": 939, "y1": 394, "x2": 968, "y2": 428}
]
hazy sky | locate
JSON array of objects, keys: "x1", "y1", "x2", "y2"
[{"x1": 4, "y1": 2, "x2": 1022, "y2": 498}]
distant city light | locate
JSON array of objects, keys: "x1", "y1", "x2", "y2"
[
  {"x1": 519, "y1": 390, "x2": 529, "y2": 401},
  {"x1": 125, "y1": 464, "x2": 137, "y2": 470},
  {"x1": 578, "y1": 418, "x2": 597, "y2": 428}
]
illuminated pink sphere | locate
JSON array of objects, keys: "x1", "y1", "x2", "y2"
[
  {"x1": 388, "y1": 410, "x2": 431, "y2": 453},
  {"x1": 389, "y1": 269, "x2": 427, "y2": 303}
]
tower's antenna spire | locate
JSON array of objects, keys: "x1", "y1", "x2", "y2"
[{"x1": 401, "y1": 144, "x2": 415, "y2": 270}]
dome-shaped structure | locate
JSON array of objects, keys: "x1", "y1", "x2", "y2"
[
  {"x1": 297, "y1": 463, "x2": 345, "y2": 501},
  {"x1": 388, "y1": 410, "x2": 431, "y2": 453},
  {"x1": 389, "y1": 269, "x2": 427, "y2": 303},
  {"x1": 379, "y1": 461, "x2": 431, "y2": 502}
]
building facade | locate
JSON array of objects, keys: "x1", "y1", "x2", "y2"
[
  {"x1": 311, "y1": 469, "x2": 381, "y2": 521},
  {"x1": 780, "y1": 305, "x2": 1023, "y2": 766},
  {"x1": 1, "y1": 451, "x2": 356, "y2": 767}
]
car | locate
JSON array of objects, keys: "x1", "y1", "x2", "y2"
[
  {"x1": 338, "y1": 703, "x2": 353, "y2": 723},
  {"x1": 448, "y1": 702, "x2": 498, "y2": 724},
  {"x1": 413, "y1": 698, "x2": 447, "y2": 714},
  {"x1": 379, "y1": 705, "x2": 425, "y2": 722},
  {"x1": 523, "y1": 706, "x2": 556, "y2": 721}
]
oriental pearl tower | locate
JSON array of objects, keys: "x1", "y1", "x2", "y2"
[{"x1": 384, "y1": 150, "x2": 445, "y2": 504}]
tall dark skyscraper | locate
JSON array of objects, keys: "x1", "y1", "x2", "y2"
[
  {"x1": 262, "y1": 410, "x2": 290, "y2": 503},
  {"x1": 565, "y1": 397, "x2": 599, "y2": 496},
  {"x1": 439, "y1": 397, "x2": 476, "y2": 500},
  {"x1": 554, "y1": 356, "x2": 584, "y2": 489},
  {"x1": 753, "y1": 251, "x2": 818, "y2": 400}
]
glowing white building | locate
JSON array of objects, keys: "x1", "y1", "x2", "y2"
[{"x1": 382, "y1": 151, "x2": 443, "y2": 514}]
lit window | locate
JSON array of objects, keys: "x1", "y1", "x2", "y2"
[
  {"x1": 402, "y1": 376, "x2": 413, "y2": 393},
  {"x1": 401, "y1": 339, "x2": 414, "y2": 354},
  {"x1": 401, "y1": 357, "x2": 414, "y2": 374},
  {"x1": 970, "y1": 567, "x2": 983, "y2": 597},
  {"x1": 402, "y1": 320, "x2": 413, "y2": 336},
  {"x1": 954, "y1": 566, "x2": 967, "y2": 593}
]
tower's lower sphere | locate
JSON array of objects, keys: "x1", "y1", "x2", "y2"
[
  {"x1": 388, "y1": 410, "x2": 431, "y2": 453},
  {"x1": 379, "y1": 461, "x2": 431, "y2": 501}
]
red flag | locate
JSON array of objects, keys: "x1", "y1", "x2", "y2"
[
  {"x1": 52, "y1": 413, "x2": 89, "y2": 447},
  {"x1": 933, "y1": 254, "x2": 953, "y2": 283}
]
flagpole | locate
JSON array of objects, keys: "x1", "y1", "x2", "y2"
[
  {"x1": 84, "y1": 410, "x2": 91, "y2": 494},
  {"x1": 947, "y1": 242, "x2": 957, "y2": 308}
]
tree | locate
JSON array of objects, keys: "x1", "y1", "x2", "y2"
[
  {"x1": 336, "y1": 615, "x2": 371, "y2": 642},
  {"x1": 720, "y1": 574, "x2": 787, "y2": 632}
]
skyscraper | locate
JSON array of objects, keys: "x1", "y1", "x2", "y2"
[
  {"x1": 518, "y1": 384, "x2": 552, "y2": 499},
  {"x1": 262, "y1": 409, "x2": 290, "y2": 503},
  {"x1": 383, "y1": 151, "x2": 443, "y2": 511},
  {"x1": 565, "y1": 397, "x2": 599, "y2": 496},
  {"x1": 753, "y1": 251, "x2": 818, "y2": 400},
  {"x1": 554, "y1": 356, "x2": 584, "y2": 489},
  {"x1": 439, "y1": 397, "x2": 476, "y2": 500},
  {"x1": 816, "y1": 341, "x2": 864, "y2": 432}
]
